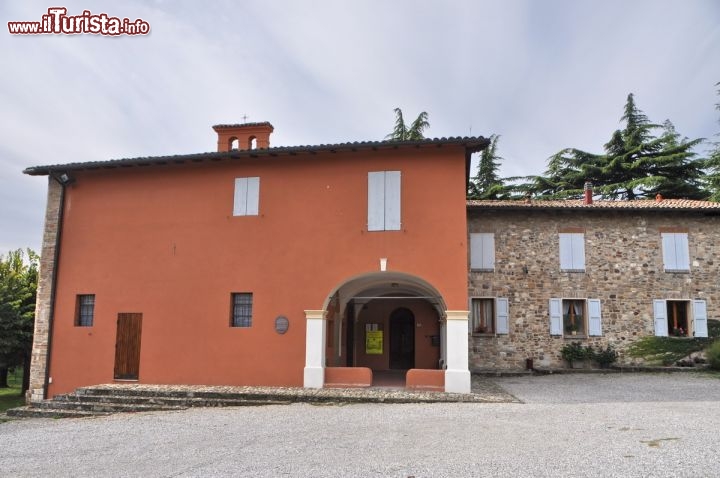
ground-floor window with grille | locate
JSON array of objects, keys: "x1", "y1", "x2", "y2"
[
  {"x1": 75, "y1": 294, "x2": 95, "y2": 327},
  {"x1": 231, "y1": 293, "x2": 253, "y2": 327}
]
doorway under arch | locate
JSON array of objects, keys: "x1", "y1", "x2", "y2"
[{"x1": 389, "y1": 307, "x2": 415, "y2": 370}]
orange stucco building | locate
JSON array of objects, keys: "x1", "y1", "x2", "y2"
[{"x1": 24, "y1": 122, "x2": 489, "y2": 400}]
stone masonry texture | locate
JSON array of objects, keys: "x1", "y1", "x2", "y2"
[
  {"x1": 27, "y1": 177, "x2": 61, "y2": 402},
  {"x1": 467, "y1": 207, "x2": 720, "y2": 370}
]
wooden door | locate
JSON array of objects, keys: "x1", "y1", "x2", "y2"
[
  {"x1": 389, "y1": 308, "x2": 415, "y2": 370},
  {"x1": 114, "y1": 313, "x2": 142, "y2": 380}
]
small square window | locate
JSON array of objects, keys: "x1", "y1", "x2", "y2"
[
  {"x1": 471, "y1": 298, "x2": 495, "y2": 334},
  {"x1": 470, "y1": 298, "x2": 509, "y2": 335},
  {"x1": 231, "y1": 293, "x2": 253, "y2": 327},
  {"x1": 75, "y1": 294, "x2": 95, "y2": 327}
]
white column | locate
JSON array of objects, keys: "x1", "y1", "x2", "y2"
[
  {"x1": 303, "y1": 310, "x2": 327, "y2": 388},
  {"x1": 444, "y1": 310, "x2": 471, "y2": 393}
]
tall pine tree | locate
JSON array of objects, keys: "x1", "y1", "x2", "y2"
[
  {"x1": 468, "y1": 134, "x2": 506, "y2": 199},
  {"x1": 529, "y1": 93, "x2": 706, "y2": 200}
]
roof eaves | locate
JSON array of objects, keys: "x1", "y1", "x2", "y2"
[{"x1": 23, "y1": 136, "x2": 490, "y2": 176}]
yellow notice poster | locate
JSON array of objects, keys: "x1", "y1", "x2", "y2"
[{"x1": 366, "y1": 330, "x2": 383, "y2": 354}]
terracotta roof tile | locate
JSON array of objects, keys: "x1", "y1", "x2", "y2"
[
  {"x1": 467, "y1": 199, "x2": 720, "y2": 211},
  {"x1": 24, "y1": 136, "x2": 489, "y2": 176}
]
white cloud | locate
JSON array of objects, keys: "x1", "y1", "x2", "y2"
[{"x1": 1, "y1": 0, "x2": 719, "y2": 255}]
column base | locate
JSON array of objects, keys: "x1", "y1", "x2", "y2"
[
  {"x1": 304, "y1": 366, "x2": 324, "y2": 389},
  {"x1": 444, "y1": 369, "x2": 471, "y2": 393}
]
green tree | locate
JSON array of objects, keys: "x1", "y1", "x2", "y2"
[
  {"x1": 529, "y1": 93, "x2": 706, "y2": 200},
  {"x1": 0, "y1": 249, "x2": 38, "y2": 390},
  {"x1": 468, "y1": 134, "x2": 506, "y2": 199},
  {"x1": 385, "y1": 108, "x2": 430, "y2": 141}
]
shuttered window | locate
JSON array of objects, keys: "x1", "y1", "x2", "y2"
[
  {"x1": 470, "y1": 233, "x2": 495, "y2": 270},
  {"x1": 470, "y1": 297, "x2": 509, "y2": 335},
  {"x1": 75, "y1": 294, "x2": 95, "y2": 327},
  {"x1": 368, "y1": 171, "x2": 401, "y2": 231},
  {"x1": 559, "y1": 233, "x2": 585, "y2": 271},
  {"x1": 549, "y1": 298, "x2": 601, "y2": 336},
  {"x1": 231, "y1": 293, "x2": 253, "y2": 327},
  {"x1": 233, "y1": 177, "x2": 260, "y2": 216},
  {"x1": 653, "y1": 299, "x2": 706, "y2": 337},
  {"x1": 661, "y1": 233, "x2": 689, "y2": 271}
]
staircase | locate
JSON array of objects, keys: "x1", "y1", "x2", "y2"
[
  {"x1": 6, "y1": 384, "x2": 295, "y2": 419},
  {"x1": 6, "y1": 380, "x2": 494, "y2": 419}
]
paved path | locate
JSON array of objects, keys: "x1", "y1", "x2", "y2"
[{"x1": 2, "y1": 373, "x2": 719, "y2": 477}]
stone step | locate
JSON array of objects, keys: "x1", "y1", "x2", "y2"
[
  {"x1": 55, "y1": 394, "x2": 293, "y2": 408},
  {"x1": 6, "y1": 406, "x2": 107, "y2": 419},
  {"x1": 31, "y1": 400, "x2": 187, "y2": 414},
  {"x1": 74, "y1": 385, "x2": 296, "y2": 401}
]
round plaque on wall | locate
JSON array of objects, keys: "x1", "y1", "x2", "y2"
[{"x1": 275, "y1": 316, "x2": 289, "y2": 334}]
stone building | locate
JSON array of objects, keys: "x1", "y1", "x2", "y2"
[{"x1": 466, "y1": 194, "x2": 720, "y2": 370}]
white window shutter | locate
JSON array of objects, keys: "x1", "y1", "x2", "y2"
[
  {"x1": 367, "y1": 172, "x2": 385, "y2": 231},
  {"x1": 384, "y1": 171, "x2": 401, "y2": 230},
  {"x1": 470, "y1": 234, "x2": 482, "y2": 269},
  {"x1": 549, "y1": 298, "x2": 563, "y2": 335},
  {"x1": 233, "y1": 178, "x2": 248, "y2": 216},
  {"x1": 482, "y1": 234, "x2": 495, "y2": 270},
  {"x1": 653, "y1": 299, "x2": 668, "y2": 337},
  {"x1": 661, "y1": 233, "x2": 676, "y2": 270},
  {"x1": 587, "y1": 299, "x2": 602, "y2": 336},
  {"x1": 559, "y1": 234, "x2": 573, "y2": 270},
  {"x1": 496, "y1": 298, "x2": 509, "y2": 334},
  {"x1": 675, "y1": 233, "x2": 690, "y2": 271},
  {"x1": 693, "y1": 299, "x2": 708, "y2": 338},
  {"x1": 572, "y1": 234, "x2": 585, "y2": 270},
  {"x1": 470, "y1": 233, "x2": 494, "y2": 269},
  {"x1": 246, "y1": 177, "x2": 260, "y2": 216}
]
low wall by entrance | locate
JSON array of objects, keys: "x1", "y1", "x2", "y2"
[
  {"x1": 405, "y1": 369, "x2": 445, "y2": 392},
  {"x1": 324, "y1": 367, "x2": 373, "y2": 388}
]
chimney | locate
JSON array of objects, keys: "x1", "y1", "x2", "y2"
[
  {"x1": 583, "y1": 181, "x2": 593, "y2": 205},
  {"x1": 212, "y1": 122, "x2": 274, "y2": 152},
  {"x1": 656, "y1": 193, "x2": 663, "y2": 202}
]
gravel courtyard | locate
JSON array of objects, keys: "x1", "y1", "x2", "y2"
[{"x1": 2, "y1": 373, "x2": 719, "y2": 477}]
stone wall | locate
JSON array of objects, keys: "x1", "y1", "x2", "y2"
[
  {"x1": 26, "y1": 178, "x2": 62, "y2": 402},
  {"x1": 467, "y1": 207, "x2": 720, "y2": 370}
]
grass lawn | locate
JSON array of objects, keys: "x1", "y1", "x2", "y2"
[{"x1": 0, "y1": 368, "x2": 25, "y2": 415}]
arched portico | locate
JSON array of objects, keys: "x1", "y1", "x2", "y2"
[{"x1": 303, "y1": 271, "x2": 471, "y2": 393}]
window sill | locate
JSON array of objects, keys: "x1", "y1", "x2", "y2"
[
  {"x1": 664, "y1": 269, "x2": 690, "y2": 274},
  {"x1": 470, "y1": 268, "x2": 494, "y2": 272},
  {"x1": 472, "y1": 333, "x2": 496, "y2": 337},
  {"x1": 560, "y1": 269, "x2": 585, "y2": 273},
  {"x1": 563, "y1": 335, "x2": 587, "y2": 339}
]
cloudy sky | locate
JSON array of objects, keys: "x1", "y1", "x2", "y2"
[{"x1": 1, "y1": 0, "x2": 719, "y2": 255}]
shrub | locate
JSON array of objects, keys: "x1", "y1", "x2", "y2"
[
  {"x1": 708, "y1": 319, "x2": 720, "y2": 339},
  {"x1": 706, "y1": 340, "x2": 720, "y2": 371},
  {"x1": 560, "y1": 342, "x2": 587, "y2": 366},
  {"x1": 594, "y1": 344, "x2": 618, "y2": 368}
]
